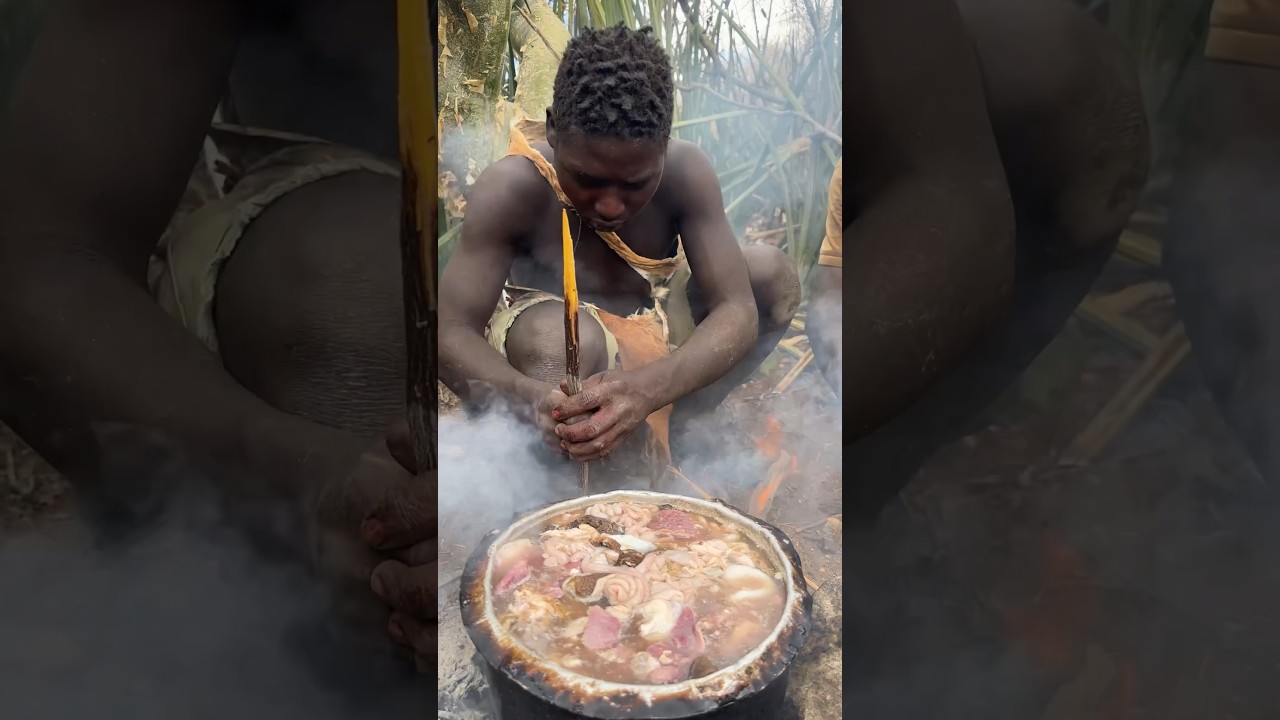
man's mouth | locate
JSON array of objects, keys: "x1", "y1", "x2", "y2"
[{"x1": 590, "y1": 220, "x2": 624, "y2": 232}]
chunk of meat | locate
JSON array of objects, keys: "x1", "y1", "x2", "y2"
[
  {"x1": 649, "y1": 509, "x2": 698, "y2": 538},
  {"x1": 554, "y1": 515, "x2": 624, "y2": 535},
  {"x1": 594, "y1": 573, "x2": 649, "y2": 606},
  {"x1": 494, "y1": 538, "x2": 537, "y2": 575},
  {"x1": 582, "y1": 606, "x2": 622, "y2": 650},
  {"x1": 495, "y1": 559, "x2": 530, "y2": 595},
  {"x1": 669, "y1": 606, "x2": 705, "y2": 655},
  {"x1": 636, "y1": 598, "x2": 679, "y2": 642}
]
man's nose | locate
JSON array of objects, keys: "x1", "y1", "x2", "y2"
[{"x1": 595, "y1": 194, "x2": 625, "y2": 221}]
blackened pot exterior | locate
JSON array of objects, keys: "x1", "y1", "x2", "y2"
[{"x1": 460, "y1": 490, "x2": 813, "y2": 720}]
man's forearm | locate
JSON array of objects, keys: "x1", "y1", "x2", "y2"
[
  {"x1": 439, "y1": 324, "x2": 551, "y2": 414},
  {"x1": 0, "y1": 251, "x2": 315, "y2": 498},
  {"x1": 848, "y1": 177, "x2": 1013, "y2": 440},
  {"x1": 632, "y1": 301, "x2": 758, "y2": 411}
]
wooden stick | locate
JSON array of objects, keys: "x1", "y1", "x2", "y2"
[
  {"x1": 1091, "y1": 281, "x2": 1172, "y2": 316},
  {"x1": 396, "y1": 0, "x2": 438, "y2": 475},
  {"x1": 562, "y1": 210, "x2": 589, "y2": 494},
  {"x1": 1075, "y1": 298, "x2": 1160, "y2": 353},
  {"x1": 1116, "y1": 230, "x2": 1162, "y2": 266},
  {"x1": 777, "y1": 341, "x2": 807, "y2": 360},
  {"x1": 774, "y1": 350, "x2": 814, "y2": 393},
  {"x1": 665, "y1": 465, "x2": 713, "y2": 500},
  {"x1": 1059, "y1": 323, "x2": 1191, "y2": 467}
]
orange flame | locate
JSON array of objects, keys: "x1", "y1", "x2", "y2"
[
  {"x1": 1004, "y1": 532, "x2": 1095, "y2": 680},
  {"x1": 750, "y1": 415, "x2": 793, "y2": 517},
  {"x1": 751, "y1": 452, "x2": 796, "y2": 517},
  {"x1": 755, "y1": 414, "x2": 784, "y2": 460}
]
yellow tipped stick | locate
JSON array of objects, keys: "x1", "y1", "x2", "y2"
[
  {"x1": 396, "y1": 0, "x2": 438, "y2": 476},
  {"x1": 562, "y1": 209, "x2": 581, "y2": 395},
  {"x1": 562, "y1": 209, "x2": 588, "y2": 494}
]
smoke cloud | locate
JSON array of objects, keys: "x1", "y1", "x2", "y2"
[{"x1": 0, "y1": 425, "x2": 429, "y2": 719}]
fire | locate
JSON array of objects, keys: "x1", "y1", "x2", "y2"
[
  {"x1": 1004, "y1": 532, "x2": 1095, "y2": 679},
  {"x1": 1002, "y1": 532, "x2": 1145, "y2": 716},
  {"x1": 750, "y1": 415, "x2": 795, "y2": 518},
  {"x1": 755, "y1": 414, "x2": 784, "y2": 460}
]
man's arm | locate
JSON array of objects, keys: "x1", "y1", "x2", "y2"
[
  {"x1": 630, "y1": 143, "x2": 758, "y2": 409},
  {"x1": 438, "y1": 159, "x2": 552, "y2": 411},
  {"x1": 846, "y1": 0, "x2": 1015, "y2": 441},
  {"x1": 0, "y1": 0, "x2": 328, "y2": 497}
]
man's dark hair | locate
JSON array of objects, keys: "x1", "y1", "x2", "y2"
[{"x1": 552, "y1": 25, "x2": 675, "y2": 141}]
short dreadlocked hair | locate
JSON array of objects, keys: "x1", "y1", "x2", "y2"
[{"x1": 551, "y1": 25, "x2": 675, "y2": 142}]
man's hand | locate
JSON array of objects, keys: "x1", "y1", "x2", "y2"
[
  {"x1": 551, "y1": 371, "x2": 656, "y2": 462},
  {"x1": 533, "y1": 383, "x2": 573, "y2": 452},
  {"x1": 292, "y1": 423, "x2": 438, "y2": 673}
]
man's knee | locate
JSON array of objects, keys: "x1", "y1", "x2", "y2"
[
  {"x1": 505, "y1": 301, "x2": 609, "y2": 383},
  {"x1": 742, "y1": 244, "x2": 801, "y2": 331}
]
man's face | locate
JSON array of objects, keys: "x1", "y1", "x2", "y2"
[{"x1": 550, "y1": 131, "x2": 666, "y2": 233}]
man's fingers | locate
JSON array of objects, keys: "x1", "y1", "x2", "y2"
[
  {"x1": 371, "y1": 558, "x2": 439, "y2": 622},
  {"x1": 564, "y1": 424, "x2": 626, "y2": 462},
  {"x1": 388, "y1": 610, "x2": 438, "y2": 661},
  {"x1": 384, "y1": 422, "x2": 419, "y2": 475},
  {"x1": 557, "y1": 407, "x2": 615, "y2": 444},
  {"x1": 552, "y1": 388, "x2": 604, "y2": 419},
  {"x1": 362, "y1": 468, "x2": 438, "y2": 550},
  {"x1": 391, "y1": 537, "x2": 438, "y2": 566}
]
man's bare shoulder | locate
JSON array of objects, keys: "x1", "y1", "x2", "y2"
[
  {"x1": 471, "y1": 153, "x2": 551, "y2": 200},
  {"x1": 661, "y1": 139, "x2": 722, "y2": 207},
  {"x1": 465, "y1": 152, "x2": 554, "y2": 233},
  {"x1": 664, "y1": 138, "x2": 712, "y2": 172}
]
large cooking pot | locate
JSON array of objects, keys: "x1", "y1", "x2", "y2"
[{"x1": 459, "y1": 490, "x2": 812, "y2": 719}]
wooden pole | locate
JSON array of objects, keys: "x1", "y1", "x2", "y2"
[
  {"x1": 397, "y1": 0, "x2": 438, "y2": 475},
  {"x1": 561, "y1": 210, "x2": 589, "y2": 494}
]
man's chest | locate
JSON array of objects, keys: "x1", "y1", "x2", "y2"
[{"x1": 514, "y1": 205, "x2": 681, "y2": 307}]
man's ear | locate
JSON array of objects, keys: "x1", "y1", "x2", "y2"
[{"x1": 545, "y1": 109, "x2": 557, "y2": 149}]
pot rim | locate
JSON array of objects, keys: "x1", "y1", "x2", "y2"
[{"x1": 462, "y1": 489, "x2": 811, "y2": 712}]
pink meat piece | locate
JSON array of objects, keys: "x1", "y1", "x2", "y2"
[
  {"x1": 647, "y1": 663, "x2": 688, "y2": 684},
  {"x1": 669, "y1": 606, "x2": 705, "y2": 655},
  {"x1": 649, "y1": 509, "x2": 698, "y2": 538},
  {"x1": 544, "y1": 585, "x2": 564, "y2": 600},
  {"x1": 582, "y1": 606, "x2": 622, "y2": 650},
  {"x1": 647, "y1": 643, "x2": 666, "y2": 657},
  {"x1": 495, "y1": 559, "x2": 530, "y2": 595}
]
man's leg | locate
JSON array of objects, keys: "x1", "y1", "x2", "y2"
[
  {"x1": 214, "y1": 169, "x2": 409, "y2": 437},
  {"x1": 502, "y1": 300, "x2": 611, "y2": 386}
]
